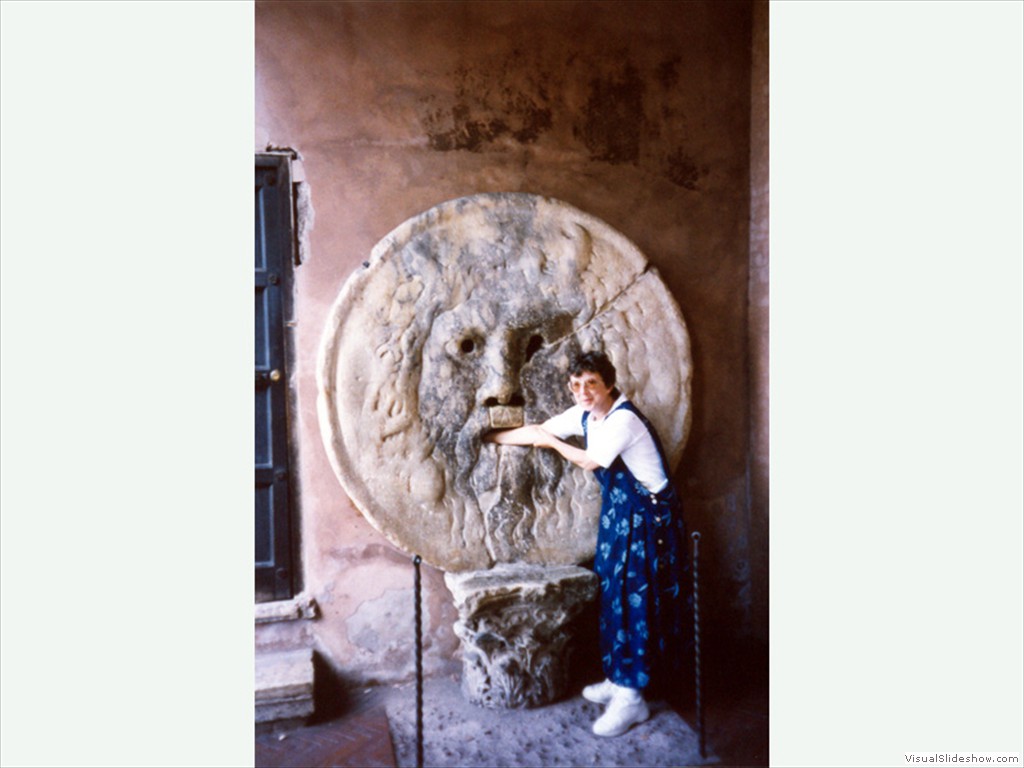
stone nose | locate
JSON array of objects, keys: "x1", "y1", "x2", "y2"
[
  {"x1": 481, "y1": 367, "x2": 526, "y2": 407},
  {"x1": 480, "y1": 337, "x2": 526, "y2": 408}
]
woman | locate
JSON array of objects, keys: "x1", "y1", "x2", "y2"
[{"x1": 485, "y1": 351, "x2": 690, "y2": 737}]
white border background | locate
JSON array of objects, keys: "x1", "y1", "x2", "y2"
[
  {"x1": 770, "y1": 2, "x2": 1023, "y2": 766},
  {"x1": 1, "y1": 2, "x2": 1021, "y2": 766}
]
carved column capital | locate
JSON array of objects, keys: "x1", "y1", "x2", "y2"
[{"x1": 445, "y1": 564, "x2": 598, "y2": 708}]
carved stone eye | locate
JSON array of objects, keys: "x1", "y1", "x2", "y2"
[
  {"x1": 524, "y1": 334, "x2": 543, "y2": 362},
  {"x1": 446, "y1": 332, "x2": 483, "y2": 360}
]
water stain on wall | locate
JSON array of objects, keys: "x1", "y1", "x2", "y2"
[
  {"x1": 575, "y1": 63, "x2": 645, "y2": 164},
  {"x1": 656, "y1": 55, "x2": 682, "y2": 90},
  {"x1": 665, "y1": 146, "x2": 709, "y2": 191},
  {"x1": 420, "y1": 62, "x2": 553, "y2": 152},
  {"x1": 418, "y1": 55, "x2": 707, "y2": 192},
  {"x1": 573, "y1": 60, "x2": 708, "y2": 191}
]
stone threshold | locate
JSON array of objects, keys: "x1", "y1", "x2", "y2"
[{"x1": 255, "y1": 592, "x2": 318, "y2": 624}]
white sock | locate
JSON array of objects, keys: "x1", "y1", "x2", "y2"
[{"x1": 610, "y1": 683, "x2": 643, "y2": 703}]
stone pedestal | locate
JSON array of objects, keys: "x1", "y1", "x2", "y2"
[{"x1": 444, "y1": 564, "x2": 598, "y2": 709}]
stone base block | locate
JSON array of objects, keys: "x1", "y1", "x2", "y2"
[
  {"x1": 255, "y1": 647, "x2": 315, "y2": 727},
  {"x1": 444, "y1": 564, "x2": 598, "y2": 709}
]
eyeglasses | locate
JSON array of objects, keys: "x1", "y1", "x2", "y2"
[{"x1": 568, "y1": 378, "x2": 605, "y2": 394}]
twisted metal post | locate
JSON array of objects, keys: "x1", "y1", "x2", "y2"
[
  {"x1": 691, "y1": 531, "x2": 705, "y2": 759},
  {"x1": 413, "y1": 555, "x2": 424, "y2": 768}
]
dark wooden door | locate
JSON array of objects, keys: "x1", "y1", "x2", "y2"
[{"x1": 255, "y1": 155, "x2": 296, "y2": 602}]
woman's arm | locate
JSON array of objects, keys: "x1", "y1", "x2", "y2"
[
  {"x1": 532, "y1": 429, "x2": 602, "y2": 471},
  {"x1": 486, "y1": 424, "x2": 602, "y2": 471},
  {"x1": 483, "y1": 424, "x2": 548, "y2": 445}
]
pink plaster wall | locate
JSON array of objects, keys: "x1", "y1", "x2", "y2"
[
  {"x1": 255, "y1": 0, "x2": 766, "y2": 685},
  {"x1": 748, "y1": 0, "x2": 770, "y2": 644}
]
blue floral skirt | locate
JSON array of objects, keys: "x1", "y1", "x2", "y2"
[{"x1": 594, "y1": 471, "x2": 691, "y2": 692}]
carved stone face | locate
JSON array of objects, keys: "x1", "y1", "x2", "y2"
[
  {"x1": 318, "y1": 193, "x2": 692, "y2": 572},
  {"x1": 419, "y1": 294, "x2": 580, "y2": 563}
]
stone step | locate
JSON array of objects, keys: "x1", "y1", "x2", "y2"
[{"x1": 255, "y1": 647, "x2": 314, "y2": 725}]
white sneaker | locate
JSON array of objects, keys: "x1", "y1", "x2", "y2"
[
  {"x1": 592, "y1": 688, "x2": 650, "y2": 737},
  {"x1": 582, "y1": 679, "x2": 617, "y2": 704}
]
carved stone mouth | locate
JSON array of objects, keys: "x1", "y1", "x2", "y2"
[{"x1": 488, "y1": 405, "x2": 525, "y2": 429}]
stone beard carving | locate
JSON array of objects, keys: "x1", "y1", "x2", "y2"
[{"x1": 318, "y1": 193, "x2": 692, "y2": 572}]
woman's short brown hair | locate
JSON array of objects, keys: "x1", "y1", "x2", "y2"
[{"x1": 569, "y1": 351, "x2": 617, "y2": 389}]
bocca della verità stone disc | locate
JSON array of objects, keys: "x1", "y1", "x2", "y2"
[{"x1": 317, "y1": 193, "x2": 692, "y2": 572}]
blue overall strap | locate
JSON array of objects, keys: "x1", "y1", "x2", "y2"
[
  {"x1": 582, "y1": 400, "x2": 672, "y2": 494},
  {"x1": 581, "y1": 409, "x2": 622, "y2": 490},
  {"x1": 605, "y1": 400, "x2": 673, "y2": 483}
]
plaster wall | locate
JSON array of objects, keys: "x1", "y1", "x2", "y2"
[
  {"x1": 255, "y1": 0, "x2": 764, "y2": 686},
  {"x1": 748, "y1": 0, "x2": 770, "y2": 644}
]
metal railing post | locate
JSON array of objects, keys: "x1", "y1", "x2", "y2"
[
  {"x1": 691, "y1": 531, "x2": 705, "y2": 759},
  {"x1": 413, "y1": 555, "x2": 424, "y2": 768}
]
